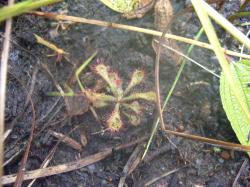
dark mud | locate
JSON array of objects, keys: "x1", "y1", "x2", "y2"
[{"x1": 1, "y1": 0, "x2": 250, "y2": 186}]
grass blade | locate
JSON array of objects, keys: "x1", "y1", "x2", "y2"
[
  {"x1": 142, "y1": 28, "x2": 204, "y2": 159},
  {"x1": 0, "y1": 0, "x2": 62, "y2": 22},
  {"x1": 75, "y1": 51, "x2": 97, "y2": 91},
  {"x1": 191, "y1": 0, "x2": 250, "y2": 153}
]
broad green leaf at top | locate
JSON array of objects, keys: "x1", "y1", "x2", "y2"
[
  {"x1": 220, "y1": 60, "x2": 250, "y2": 155},
  {"x1": 99, "y1": 0, "x2": 139, "y2": 13},
  {"x1": 192, "y1": 0, "x2": 250, "y2": 155}
]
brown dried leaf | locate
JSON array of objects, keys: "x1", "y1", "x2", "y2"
[
  {"x1": 65, "y1": 95, "x2": 89, "y2": 116},
  {"x1": 49, "y1": 130, "x2": 82, "y2": 151}
]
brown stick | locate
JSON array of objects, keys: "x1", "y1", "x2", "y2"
[
  {"x1": 118, "y1": 145, "x2": 144, "y2": 187},
  {"x1": 14, "y1": 69, "x2": 37, "y2": 187},
  {"x1": 27, "y1": 144, "x2": 57, "y2": 187},
  {"x1": 163, "y1": 129, "x2": 250, "y2": 152},
  {"x1": 232, "y1": 159, "x2": 248, "y2": 187},
  {"x1": 49, "y1": 130, "x2": 82, "y2": 151},
  {"x1": 143, "y1": 144, "x2": 171, "y2": 163},
  {"x1": 152, "y1": 1, "x2": 250, "y2": 154},
  {"x1": 154, "y1": 0, "x2": 179, "y2": 150},
  {"x1": 27, "y1": 126, "x2": 80, "y2": 187},
  {"x1": 0, "y1": 0, "x2": 14, "y2": 184},
  {"x1": 1, "y1": 136, "x2": 147, "y2": 185},
  {"x1": 30, "y1": 11, "x2": 250, "y2": 60},
  {"x1": 144, "y1": 167, "x2": 183, "y2": 186},
  {"x1": 4, "y1": 70, "x2": 37, "y2": 140}
]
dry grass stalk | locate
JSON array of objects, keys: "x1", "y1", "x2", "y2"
[
  {"x1": 31, "y1": 11, "x2": 250, "y2": 59},
  {"x1": 1, "y1": 136, "x2": 147, "y2": 185},
  {"x1": 0, "y1": 0, "x2": 15, "y2": 184},
  {"x1": 49, "y1": 130, "x2": 82, "y2": 151}
]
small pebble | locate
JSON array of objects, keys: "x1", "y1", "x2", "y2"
[
  {"x1": 87, "y1": 164, "x2": 96, "y2": 174},
  {"x1": 218, "y1": 158, "x2": 224, "y2": 164}
]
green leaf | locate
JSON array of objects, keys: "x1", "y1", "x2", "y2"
[
  {"x1": 94, "y1": 63, "x2": 122, "y2": 96},
  {"x1": 99, "y1": 0, "x2": 139, "y2": 13},
  {"x1": 75, "y1": 51, "x2": 97, "y2": 91},
  {"x1": 108, "y1": 71, "x2": 123, "y2": 96},
  {"x1": 64, "y1": 84, "x2": 74, "y2": 94},
  {"x1": 124, "y1": 69, "x2": 144, "y2": 95},
  {"x1": 0, "y1": 0, "x2": 62, "y2": 22},
  {"x1": 47, "y1": 91, "x2": 76, "y2": 97},
  {"x1": 84, "y1": 89, "x2": 116, "y2": 108},
  {"x1": 122, "y1": 91, "x2": 156, "y2": 102},
  {"x1": 122, "y1": 101, "x2": 142, "y2": 115},
  {"x1": 220, "y1": 60, "x2": 250, "y2": 155},
  {"x1": 107, "y1": 103, "x2": 123, "y2": 131},
  {"x1": 123, "y1": 111, "x2": 141, "y2": 126}
]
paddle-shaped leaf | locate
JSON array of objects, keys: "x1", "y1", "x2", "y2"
[
  {"x1": 108, "y1": 71, "x2": 123, "y2": 96},
  {"x1": 122, "y1": 91, "x2": 156, "y2": 102},
  {"x1": 122, "y1": 101, "x2": 143, "y2": 115},
  {"x1": 123, "y1": 111, "x2": 141, "y2": 126},
  {"x1": 107, "y1": 103, "x2": 123, "y2": 131},
  {"x1": 220, "y1": 60, "x2": 250, "y2": 155},
  {"x1": 84, "y1": 89, "x2": 116, "y2": 108},
  {"x1": 124, "y1": 69, "x2": 144, "y2": 95},
  {"x1": 95, "y1": 63, "x2": 120, "y2": 96}
]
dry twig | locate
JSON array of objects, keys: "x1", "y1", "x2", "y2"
[
  {"x1": 144, "y1": 167, "x2": 183, "y2": 186},
  {"x1": 0, "y1": 0, "x2": 15, "y2": 181},
  {"x1": 49, "y1": 130, "x2": 82, "y2": 151},
  {"x1": 30, "y1": 11, "x2": 250, "y2": 59},
  {"x1": 27, "y1": 126, "x2": 80, "y2": 187},
  {"x1": 153, "y1": 0, "x2": 179, "y2": 150},
  {"x1": 27, "y1": 145, "x2": 57, "y2": 187},
  {"x1": 118, "y1": 145, "x2": 144, "y2": 187},
  {"x1": 232, "y1": 159, "x2": 249, "y2": 187},
  {"x1": 2, "y1": 136, "x2": 148, "y2": 185},
  {"x1": 143, "y1": 144, "x2": 171, "y2": 163},
  {"x1": 4, "y1": 69, "x2": 37, "y2": 140},
  {"x1": 152, "y1": 1, "x2": 250, "y2": 154},
  {"x1": 14, "y1": 70, "x2": 37, "y2": 187}
]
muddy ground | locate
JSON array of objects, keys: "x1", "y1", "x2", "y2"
[{"x1": 1, "y1": 0, "x2": 250, "y2": 186}]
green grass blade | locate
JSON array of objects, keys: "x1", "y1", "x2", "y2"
[
  {"x1": 142, "y1": 28, "x2": 204, "y2": 159},
  {"x1": 0, "y1": 0, "x2": 62, "y2": 22},
  {"x1": 228, "y1": 11, "x2": 250, "y2": 22},
  {"x1": 47, "y1": 91, "x2": 76, "y2": 97},
  {"x1": 192, "y1": 0, "x2": 250, "y2": 123},
  {"x1": 75, "y1": 51, "x2": 97, "y2": 91},
  {"x1": 200, "y1": 1, "x2": 250, "y2": 50},
  {"x1": 192, "y1": 0, "x2": 250, "y2": 154}
]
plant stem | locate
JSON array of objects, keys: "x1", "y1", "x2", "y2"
[
  {"x1": 31, "y1": 11, "x2": 250, "y2": 60},
  {"x1": 0, "y1": 0, "x2": 15, "y2": 183},
  {"x1": 192, "y1": 0, "x2": 250, "y2": 126},
  {"x1": 201, "y1": 0, "x2": 250, "y2": 49},
  {"x1": 75, "y1": 51, "x2": 97, "y2": 91},
  {"x1": 228, "y1": 11, "x2": 250, "y2": 22},
  {"x1": 142, "y1": 28, "x2": 204, "y2": 159}
]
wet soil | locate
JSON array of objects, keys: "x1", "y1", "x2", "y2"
[{"x1": 1, "y1": 0, "x2": 250, "y2": 186}]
